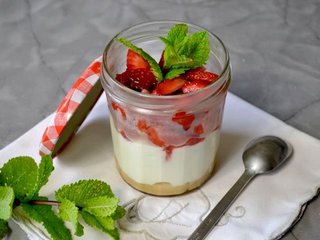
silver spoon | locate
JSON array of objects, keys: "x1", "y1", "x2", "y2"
[{"x1": 188, "y1": 135, "x2": 293, "y2": 240}]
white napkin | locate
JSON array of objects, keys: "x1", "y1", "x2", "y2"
[{"x1": 1, "y1": 92, "x2": 320, "y2": 240}]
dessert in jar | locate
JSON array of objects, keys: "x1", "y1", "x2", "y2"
[{"x1": 100, "y1": 21, "x2": 231, "y2": 196}]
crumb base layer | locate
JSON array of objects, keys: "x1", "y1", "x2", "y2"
[{"x1": 116, "y1": 157, "x2": 215, "y2": 196}]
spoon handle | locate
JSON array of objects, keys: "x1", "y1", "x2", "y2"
[{"x1": 188, "y1": 170, "x2": 255, "y2": 240}]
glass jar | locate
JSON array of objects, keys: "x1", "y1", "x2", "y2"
[{"x1": 100, "y1": 21, "x2": 231, "y2": 196}]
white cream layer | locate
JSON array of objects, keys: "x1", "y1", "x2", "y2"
[{"x1": 110, "y1": 118, "x2": 220, "y2": 186}]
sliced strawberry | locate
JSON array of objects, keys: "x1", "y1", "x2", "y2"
[
  {"x1": 111, "y1": 102, "x2": 126, "y2": 120},
  {"x1": 137, "y1": 119, "x2": 148, "y2": 132},
  {"x1": 127, "y1": 49, "x2": 150, "y2": 70},
  {"x1": 137, "y1": 120, "x2": 165, "y2": 147},
  {"x1": 172, "y1": 111, "x2": 195, "y2": 130},
  {"x1": 115, "y1": 68, "x2": 157, "y2": 92},
  {"x1": 146, "y1": 127, "x2": 166, "y2": 147},
  {"x1": 182, "y1": 79, "x2": 210, "y2": 93},
  {"x1": 185, "y1": 67, "x2": 218, "y2": 82},
  {"x1": 153, "y1": 77, "x2": 186, "y2": 95},
  {"x1": 194, "y1": 124, "x2": 204, "y2": 135}
]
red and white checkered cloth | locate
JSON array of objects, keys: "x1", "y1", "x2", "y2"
[{"x1": 39, "y1": 57, "x2": 102, "y2": 156}]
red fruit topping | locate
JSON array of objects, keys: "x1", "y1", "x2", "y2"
[
  {"x1": 185, "y1": 137, "x2": 204, "y2": 146},
  {"x1": 153, "y1": 77, "x2": 186, "y2": 95},
  {"x1": 185, "y1": 67, "x2": 218, "y2": 82},
  {"x1": 172, "y1": 111, "x2": 195, "y2": 130},
  {"x1": 137, "y1": 120, "x2": 148, "y2": 132},
  {"x1": 116, "y1": 68, "x2": 157, "y2": 92},
  {"x1": 194, "y1": 124, "x2": 204, "y2": 135},
  {"x1": 182, "y1": 79, "x2": 210, "y2": 94},
  {"x1": 111, "y1": 102, "x2": 126, "y2": 120},
  {"x1": 127, "y1": 49, "x2": 150, "y2": 69},
  {"x1": 146, "y1": 127, "x2": 166, "y2": 147}
]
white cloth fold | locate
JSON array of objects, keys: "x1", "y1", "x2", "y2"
[{"x1": 1, "y1": 92, "x2": 320, "y2": 240}]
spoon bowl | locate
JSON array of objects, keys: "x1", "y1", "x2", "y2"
[{"x1": 243, "y1": 136, "x2": 293, "y2": 174}]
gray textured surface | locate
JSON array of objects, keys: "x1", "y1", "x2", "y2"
[{"x1": 0, "y1": 0, "x2": 320, "y2": 239}]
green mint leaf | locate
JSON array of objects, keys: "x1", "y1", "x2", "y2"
[
  {"x1": 35, "y1": 155, "x2": 54, "y2": 194},
  {"x1": 186, "y1": 31, "x2": 210, "y2": 68},
  {"x1": 0, "y1": 186, "x2": 14, "y2": 220},
  {"x1": 111, "y1": 206, "x2": 126, "y2": 220},
  {"x1": 166, "y1": 23, "x2": 188, "y2": 46},
  {"x1": 160, "y1": 23, "x2": 210, "y2": 78},
  {"x1": 164, "y1": 68, "x2": 188, "y2": 79},
  {"x1": 82, "y1": 196, "x2": 119, "y2": 217},
  {"x1": 0, "y1": 219, "x2": 11, "y2": 239},
  {"x1": 0, "y1": 156, "x2": 38, "y2": 202},
  {"x1": 21, "y1": 203, "x2": 72, "y2": 240},
  {"x1": 162, "y1": 44, "x2": 193, "y2": 67},
  {"x1": 55, "y1": 179, "x2": 114, "y2": 206},
  {"x1": 81, "y1": 211, "x2": 119, "y2": 240},
  {"x1": 116, "y1": 38, "x2": 163, "y2": 82},
  {"x1": 160, "y1": 37, "x2": 193, "y2": 69},
  {"x1": 58, "y1": 199, "x2": 84, "y2": 236}
]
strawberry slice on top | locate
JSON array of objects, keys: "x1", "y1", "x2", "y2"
[
  {"x1": 185, "y1": 67, "x2": 218, "y2": 82},
  {"x1": 152, "y1": 77, "x2": 186, "y2": 95},
  {"x1": 127, "y1": 49, "x2": 150, "y2": 70},
  {"x1": 182, "y1": 79, "x2": 210, "y2": 94}
]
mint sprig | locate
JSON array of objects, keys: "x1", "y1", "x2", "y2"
[
  {"x1": 160, "y1": 23, "x2": 210, "y2": 79},
  {"x1": 0, "y1": 156, "x2": 125, "y2": 240}
]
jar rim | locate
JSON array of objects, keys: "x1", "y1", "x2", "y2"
[{"x1": 101, "y1": 20, "x2": 230, "y2": 101}]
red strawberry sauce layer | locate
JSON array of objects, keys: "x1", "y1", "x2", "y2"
[{"x1": 109, "y1": 91, "x2": 226, "y2": 160}]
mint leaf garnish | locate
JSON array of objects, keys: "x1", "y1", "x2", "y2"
[
  {"x1": 0, "y1": 156, "x2": 38, "y2": 202},
  {"x1": 21, "y1": 204, "x2": 72, "y2": 240},
  {"x1": 81, "y1": 211, "x2": 120, "y2": 240},
  {"x1": 166, "y1": 23, "x2": 189, "y2": 47},
  {"x1": 160, "y1": 23, "x2": 210, "y2": 77},
  {"x1": 0, "y1": 186, "x2": 14, "y2": 220},
  {"x1": 186, "y1": 31, "x2": 210, "y2": 68},
  {"x1": 58, "y1": 199, "x2": 84, "y2": 236},
  {"x1": 116, "y1": 38, "x2": 163, "y2": 81},
  {"x1": 0, "y1": 219, "x2": 11, "y2": 239}
]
